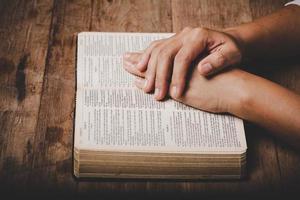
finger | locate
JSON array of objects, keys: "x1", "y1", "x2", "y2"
[
  {"x1": 170, "y1": 39, "x2": 207, "y2": 99},
  {"x1": 197, "y1": 52, "x2": 226, "y2": 75},
  {"x1": 123, "y1": 52, "x2": 142, "y2": 65},
  {"x1": 138, "y1": 29, "x2": 191, "y2": 95},
  {"x1": 154, "y1": 42, "x2": 182, "y2": 100},
  {"x1": 134, "y1": 77, "x2": 146, "y2": 89},
  {"x1": 197, "y1": 44, "x2": 241, "y2": 75},
  {"x1": 123, "y1": 60, "x2": 145, "y2": 77},
  {"x1": 143, "y1": 49, "x2": 158, "y2": 93},
  {"x1": 152, "y1": 29, "x2": 195, "y2": 100},
  {"x1": 136, "y1": 39, "x2": 165, "y2": 71}
]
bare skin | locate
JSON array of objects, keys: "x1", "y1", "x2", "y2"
[{"x1": 123, "y1": 5, "x2": 300, "y2": 148}]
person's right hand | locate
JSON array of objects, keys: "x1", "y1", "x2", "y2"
[
  {"x1": 123, "y1": 27, "x2": 244, "y2": 101},
  {"x1": 124, "y1": 53, "x2": 249, "y2": 114}
]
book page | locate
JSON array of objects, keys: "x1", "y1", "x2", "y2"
[{"x1": 75, "y1": 32, "x2": 247, "y2": 153}]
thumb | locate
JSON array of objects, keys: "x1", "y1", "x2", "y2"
[{"x1": 197, "y1": 45, "x2": 241, "y2": 75}]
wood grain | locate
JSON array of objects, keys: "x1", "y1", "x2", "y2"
[
  {"x1": 0, "y1": 0, "x2": 299, "y2": 198},
  {"x1": 0, "y1": 0, "x2": 54, "y2": 193},
  {"x1": 250, "y1": 0, "x2": 300, "y2": 195},
  {"x1": 29, "y1": 0, "x2": 93, "y2": 194},
  {"x1": 172, "y1": 0, "x2": 252, "y2": 31}
]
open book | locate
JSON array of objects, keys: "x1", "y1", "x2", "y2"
[{"x1": 74, "y1": 32, "x2": 247, "y2": 179}]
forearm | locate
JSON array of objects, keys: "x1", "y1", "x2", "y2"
[
  {"x1": 232, "y1": 71, "x2": 300, "y2": 148},
  {"x1": 225, "y1": 5, "x2": 300, "y2": 61}
]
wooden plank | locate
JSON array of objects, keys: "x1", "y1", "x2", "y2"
[
  {"x1": 249, "y1": 0, "x2": 289, "y2": 19},
  {"x1": 172, "y1": 0, "x2": 282, "y2": 195},
  {"x1": 268, "y1": 61, "x2": 300, "y2": 194},
  {"x1": 28, "y1": 0, "x2": 92, "y2": 194},
  {"x1": 172, "y1": 0, "x2": 253, "y2": 31},
  {"x1": 250, "y1": 0, "x2": 300, "y2": 195},
  {"x1": 0, "y1": 0, "x2": 54, "y2": 194},
  {"x1": 90, "y1": 0, "x2": 172, "y2": 32}
]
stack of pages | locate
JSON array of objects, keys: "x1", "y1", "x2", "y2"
[{"x1": 74, "y1": 32, "x2": 247, "y2": 179}]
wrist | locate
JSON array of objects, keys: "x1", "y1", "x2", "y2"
[
  {"x1": 224, "y1": 21, "x2": 271, "y2": 63},
  {"x1": 223, "y1": 27, "x2": 249, "y2": 64},
  {"x1": 225, "y1": 70, "x2": 254, "y2": 119}
]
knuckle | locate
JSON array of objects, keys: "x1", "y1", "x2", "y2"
[
  {"x1": 174, "y1": 53, "x2": 191, "y2": 65},
  {"x1": 194, "y1": 27, "x2": 207, "y2": 35},
  {"x1": 172, "y1": 76, "x2": 184, "y2": 87},
  {"x1": 193, "y1": 27, "x2": 208, "y2": 37},
  {"x1": 182, "y1": 26, "x2": 193, "y2": 33},
  {"x1": 152, "y1": 47, "x2": 162, "y2": 57},
  {"x1": 216, "y1": 52, "x2": 227, "y2": 67},
  {"x1": 194, "y1": 27, "x2": 203, "y2": 33},
  {"x1": 158, "y1": 48, "x2": 173, "y2": 61},
  {"x1": 182, "y1": 27, "x2": 207, "y2": 43},
  {"x1": 156, "y1": 46, "x2": 165, "y2": 54},
  {"x1": 149, "y1": 40, "x2": 161, "y2": 48}
]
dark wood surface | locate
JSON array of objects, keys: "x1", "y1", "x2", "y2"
[{"x1": 0, "y1": 0, "x2": 300, "y2": 198}]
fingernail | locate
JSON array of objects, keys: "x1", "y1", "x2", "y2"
[
  {"x1": 200, "y1": 63, "x2": 213, "y2": 74},
  {"x1": 171, "y1": 86, "x2": 178, "y2": 98},
  {"x1": 154, "y1": 88, "x2": 161, "y2": 99},
  {"x1": 134, "y1": 77, "x2": 145, "y2": 85},
  {"x1": 143, "y1": 79, "x2": 148, "y2": 89},
  {"x1": 124, "y1": 60, "x2": 135, "y2": 68},
  {"x1": 123, "y1": 52, "x2": 131, "y2": 58},
  {"x1": 134, "y1": 78, "x2": 145, "y2": 89}
]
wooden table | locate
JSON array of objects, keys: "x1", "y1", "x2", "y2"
[{"x1": 1, "y1": 0, "x2": 299, "y2": 198}]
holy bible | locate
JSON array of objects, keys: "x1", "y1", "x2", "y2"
[{"x1": 74, "y1": 32, "x2": 247, "y2": 179}]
